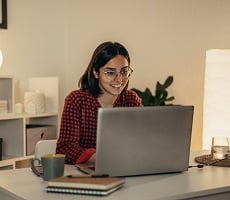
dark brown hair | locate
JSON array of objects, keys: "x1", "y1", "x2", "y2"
[{"x1": 78, "y1": 41, "x2": 130, "y2": 97}]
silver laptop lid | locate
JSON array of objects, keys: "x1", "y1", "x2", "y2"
[{"x1": 95, "y1": 106, "x2": 194, "y2": 177}]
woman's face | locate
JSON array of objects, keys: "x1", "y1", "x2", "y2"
[{"x1": 94, "y1": 55, "x2": 130, "y2": 97}]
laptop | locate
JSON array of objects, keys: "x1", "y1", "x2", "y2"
[{"x1": 76, "y1": 106, "x2": 194, "y2": 177}]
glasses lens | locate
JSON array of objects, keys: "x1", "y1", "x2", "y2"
[
  {"x1": 103, "y1": 68, "x2": 133, "y2": 80},
  {"x1": 104, "y1": 70, "x2": 116, "y2": 79},
  {"x1": 122, "y1": 68, "x2": 133, "y2": 78}
]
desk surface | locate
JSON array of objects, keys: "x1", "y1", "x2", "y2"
[{"x1": 1, "y1": 151, "x2": 230, "y2": 200}]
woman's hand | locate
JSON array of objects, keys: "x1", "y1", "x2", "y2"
[{"x1": 87, "y1": 153, "x2": 96, "y2": 164}]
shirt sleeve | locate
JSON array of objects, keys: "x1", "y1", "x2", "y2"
[
  {"x1": 56, "y1": 91, "x2": 90, "y2": 164},
  {"x1": 76, "y1": 148, "x2": 96, "y2": 164}
]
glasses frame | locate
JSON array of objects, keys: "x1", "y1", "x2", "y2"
[{"x1": 101, "y1": 67, "x2": 133, "y2": 80}]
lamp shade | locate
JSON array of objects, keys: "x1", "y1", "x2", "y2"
[
  {"x1": 203, "y1": 49, "x2": 230, "y2": 149},
  {"x1": 0, "y1": 50, "x2": 2, "y2": 67}
]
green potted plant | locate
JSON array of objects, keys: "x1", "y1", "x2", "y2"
[{"x1": 131, "y1": 76, "x2": 175, "y2": 106}]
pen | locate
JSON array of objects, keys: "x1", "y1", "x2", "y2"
[{"x1": 66, "y1": 174, "x2": 109, "y2": 178}]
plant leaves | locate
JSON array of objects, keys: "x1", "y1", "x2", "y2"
[
  {"x1": 163, "y1": 76, "x2": 173, "y2": 88},
  {"x1": 131, "y1": 75, "x2": 174, "y2": 106},
  {"x1": 156, "y1": 81, "x2": 164, "y2": 91},
  {"x1": 159, "y1": 91, "x2": 168, "y2": 100},
  {"x1": 165, "y1": 96, "x2": 175, "y2": 101},
  {"x1": 144, "y1": 88, "x2": 153, "y2": 97},
  {"x1": 131, "y1": 88, "x2": 144, "y2": 98}
]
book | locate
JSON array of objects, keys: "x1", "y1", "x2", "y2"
[{"x1": 46, "y1": 176, "x2": 125, "y2": 196}]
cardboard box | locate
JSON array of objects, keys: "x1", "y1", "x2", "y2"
[{"x1": 26, "y1": 125, "x2": 56, "y2": 155}]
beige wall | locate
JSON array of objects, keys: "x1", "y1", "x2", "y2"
[{"x1": 1, "y1": 0, "x2": 230, "y2": 150}]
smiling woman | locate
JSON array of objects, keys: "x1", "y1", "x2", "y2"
[
  {"x1": 0, "y1": 0, "x2": 7, "y2": 29},
  {"x1": 56, "y1": 41, "x2": 142, "y2": 165}
]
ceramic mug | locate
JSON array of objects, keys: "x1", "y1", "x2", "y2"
[{"x1": 31, "y1": 154, "x2": 65, "y2": 181}]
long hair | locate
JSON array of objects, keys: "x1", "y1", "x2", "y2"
[{"x1": 78, "y1": 42, "x2": 130, "y2": 97}]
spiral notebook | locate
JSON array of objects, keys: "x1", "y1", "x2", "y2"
[
  {"x1": 46, "y1": 176, "x2": 125, "y2": 196},
  {"x1": 46, "y1": 185, "x2": 123, "y2": 196}
]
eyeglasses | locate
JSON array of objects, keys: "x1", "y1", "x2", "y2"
[{"x1": 102, "y1": 67, "x2": 133, "y2": 80}]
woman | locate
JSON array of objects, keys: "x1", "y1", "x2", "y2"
[{"x1": 56, "y1": 41, "x2": 142, "y2": 164}]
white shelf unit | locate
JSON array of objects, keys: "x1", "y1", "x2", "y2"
[
  {"x1": 0, "y1": 76, "x2": 59, "y2": 169},
  {"x1": 0, "y1": 116, "x2": 24, "y2": 159},
  {"x1": 0, "y1": 76, "x2": 14, "y2": 113}
]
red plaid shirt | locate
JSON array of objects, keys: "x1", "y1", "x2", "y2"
[{"x1": 56, "y1": 89, "x2": 142, "y2": 164}]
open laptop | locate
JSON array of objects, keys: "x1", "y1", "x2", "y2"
[{"x1": 76, "y1": 106, "x2": 194, "y2": 177}]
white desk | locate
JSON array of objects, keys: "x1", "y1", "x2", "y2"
[{"x1": 1, "y1": 151, "x2": 230, "y2": 200}]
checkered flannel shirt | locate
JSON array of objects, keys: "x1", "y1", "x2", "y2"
[{"x1": 56, "y1": 89, "x2": 142, "y2": 164}]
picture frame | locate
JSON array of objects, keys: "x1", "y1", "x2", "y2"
[{"x1": 0, "y1": 0, "x2": 7, "y2": 29}]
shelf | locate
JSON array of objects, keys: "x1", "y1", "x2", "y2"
[
  {"x1": 0, "y1": 114, "x2": 58, "y2": 169},
  {"x1": 0, "y1": 76, "x2": 59, "y2": 169},
  {"x1": 0, "y1": 112, "x2": 58, "y2": 120},
  {"x1": 0, "y1": 76, "x2": 14, "y2": 113},
  {"x1": 0, "y1": 118, "x2": 24, "y2": 158},
  {"x1": 0, "y1": 155, "x2": 34, "y2": 169}
]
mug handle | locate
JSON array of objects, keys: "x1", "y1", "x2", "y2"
[{"x1": 31, "y1": 158, "x2": 43, "y2": 177}]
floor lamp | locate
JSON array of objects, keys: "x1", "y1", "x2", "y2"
[{"x1": 203, "y1": 49, "x2": 230, "y2": 149}]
